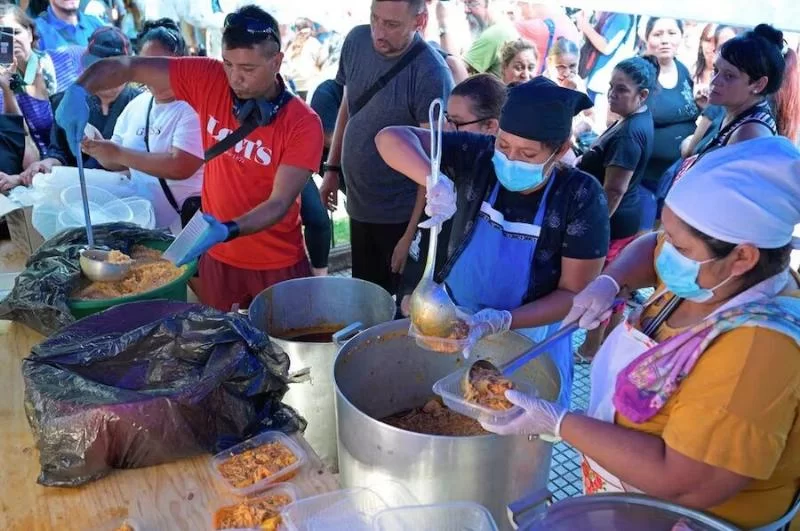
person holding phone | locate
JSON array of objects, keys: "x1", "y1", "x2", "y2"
[{"x1": 0, "y1": 4, "x2": 56, "y2": 159}]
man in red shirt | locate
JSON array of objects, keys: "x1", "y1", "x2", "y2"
[{"x1": 56, "y1": 5, "x2": 323, "y2": 311}]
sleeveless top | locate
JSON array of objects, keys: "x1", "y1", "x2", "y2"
[
  {"x1": 703, "y1": 100, "x2": 777, "y2": 152},
  {"x1": 674, "y1": 100, "x2": 776, "y2": 184}
]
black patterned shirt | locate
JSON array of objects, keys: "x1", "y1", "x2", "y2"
[{"x1": 435, "y1": 132, "x2": 610, "y2": 303}]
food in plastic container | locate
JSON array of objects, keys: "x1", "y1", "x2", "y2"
[
  {"x1": 463, "y1": 365, "x2": 514, "y2": 410},
  {"x1": 211, "y1": 432, "x2": 306, "y2": 496},
  {"x1": 433, "y1": 367, "x2": 534, "y2": 426},
  {"x1": 212, "y1": 483, "x2": 299, "y2": 530}
]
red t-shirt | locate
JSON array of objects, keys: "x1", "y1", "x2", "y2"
[{"x1": 168, "y1": 57, "x2": 323, "y2": 270}]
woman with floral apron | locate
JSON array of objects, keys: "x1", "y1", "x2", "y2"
[
  {"x1": 377, "y1": 77, "x2": 608, "y2": 407},
  {"x1": 482, "y1": 137, "x2": 800, "y2": 529}
]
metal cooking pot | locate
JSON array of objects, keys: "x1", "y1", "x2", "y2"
[
  {"x1": 249, "y1": 277, "x2": 396, "y2": 471},
  {"x1": 334, "y1": 319, "x2": 561, "y2": 531},
  {"x1": 509, "y1": 491, "x2": 740, "y2": 530}
]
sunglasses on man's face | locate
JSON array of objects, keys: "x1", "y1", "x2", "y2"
[{"x1": 224, "y1": 13, "x2": 280, "y2": 45}]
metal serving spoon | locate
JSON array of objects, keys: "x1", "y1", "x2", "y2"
[
  {"x1": 409, "y1": 98, "x2": 460, "y2": 338},
  {"x1": 462, "y1": 322, "x2": 581, "y2": 389}
]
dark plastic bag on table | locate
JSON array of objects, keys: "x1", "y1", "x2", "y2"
[
  {"x1": 22, "y1": 300, "x2": 307, "y2": 487},
  {"x1": 0, "y1": 222, "x2": 174, "y2": 336}
]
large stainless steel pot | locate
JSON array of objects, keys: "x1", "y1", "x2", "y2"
[
  {"x1": 249, "y1": 277, "x2": 396, "y2": 471},
  {"x1": 334, "y1": 319, "x2": 561, "y2": 531}
]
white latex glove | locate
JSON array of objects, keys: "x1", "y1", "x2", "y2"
[
  {"x1": 562, "y1": 275, "x2": 620, "y2": 330},
  {"x1": 462, "y1": 308, "x2": 512, "y2": 358},
  {"x1": 418, "y1": 173, "x2": 456, "y2": 230},
  {"x1": 480, "y1": 389, "x2": 568, "y2": 441},
  {"x1": 83, "y1": 123, "x2": 102, "y2": 141}
]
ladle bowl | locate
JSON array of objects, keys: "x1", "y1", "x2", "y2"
[
  {"x1": 409, "y1": 277, "x2": 459, "y2": 337},
  {"x1": 79, "y1": 248, "x2": 131, "y2": 282}
]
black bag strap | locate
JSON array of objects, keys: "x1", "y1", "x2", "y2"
[
  {"x1": 642, "y1": 293, "x2": 682, "y2": 338},
  {"x1": 350, "y1": 39, "x2": 427, "y2": 116},
  {"x1": 144, "y1": 96, "x2": 181, "y2": 214},
  {"x1": 204, "y1": 80, "x2": 292, "y2": 162},
  {"x1": 538, "y1": 19, "x2": 556, "y2": 75},
  {"x1": 203, "y1": 120, "x2": 259, "y2": 162}
]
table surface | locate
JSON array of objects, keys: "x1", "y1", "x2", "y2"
[{"x1": 0, "y1": 320, "x2": 340, "y2": 531}]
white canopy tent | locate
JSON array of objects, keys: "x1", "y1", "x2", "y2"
[{"x1": 558, "y1": 0, "x2": 800, "y2": 32}]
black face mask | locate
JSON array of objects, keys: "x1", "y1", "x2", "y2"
[{"x1": 231, "y1": 75, "x2": 294, "y2": 127}]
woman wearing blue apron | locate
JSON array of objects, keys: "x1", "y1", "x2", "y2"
[{"x1": 377, "y1": 77, "x2": 610, "y2": 407}]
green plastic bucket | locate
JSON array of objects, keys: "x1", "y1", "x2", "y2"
[{"x1": 67, "y1": 240, "x2": 199, "y2": 320}]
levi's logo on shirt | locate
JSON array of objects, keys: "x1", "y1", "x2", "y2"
[{"x1": 206, "y1": 115, "x2": 272, "y2": 166}]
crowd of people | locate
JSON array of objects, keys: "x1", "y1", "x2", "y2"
[{"x1": 2, "y1": 1, "x2": 800, "y2": 525}]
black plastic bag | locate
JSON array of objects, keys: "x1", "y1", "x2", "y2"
[
  {"x1": 0, "y1": 222, "x2": 175, "y2": 336},
  {"x1": 22, "y1": 300, "x2": 306, "y2": 487}
]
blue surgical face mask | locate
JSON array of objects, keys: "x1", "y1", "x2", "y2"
[
  {"x1": 491, "y1": 150, "x2": 554, "y2": 192},
  {"x1": 655, "y1": 241, "x2": 733, "y2": 303}
]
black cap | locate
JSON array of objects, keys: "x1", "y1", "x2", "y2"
[
  {"x1": 82, "y1": 26, "x2": 132, "y2": 68},
  {"x1": 500, "y1": 77, "x2": 593, "y2": 142}
]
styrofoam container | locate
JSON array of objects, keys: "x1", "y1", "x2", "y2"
[
  {"x1": 211, "y1": 482, "x2": 301, "y2": 530},
  {"x1": 373, "y1": 502, "x2": 499, "y2": 531},
  {"x1": 280, "y1": 482, "x2": 418, "y2": 531},
  {"x1": 432, "y1": 366, "x2": 534, "y2": 426},
  {"x1": 210, "y1": 431, "x2": 307, "y2": 497},
  {"x1": 162, "y1": 210, "x2": 209, "y2": 264}
]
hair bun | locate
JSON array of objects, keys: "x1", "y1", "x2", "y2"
[
  {"x1": 641, "y1": 54, "x2": 661, "y2": 74},
  {"x1": 753, "y1": 23, "x2": 784, "y2": 48},
  {"x1": 142, "y1": 17, "x2": 181, "y2": 35}
]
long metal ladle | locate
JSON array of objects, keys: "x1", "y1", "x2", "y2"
[
  {"x1": 74, "y1": 154, "x2": 131, "y2": 282},
  {"x1": 462, "y1": 322, "x2": 580, "y2": 388},
  {"x1": 409, "y1": 98, "x2": 459, "y2": 338}
]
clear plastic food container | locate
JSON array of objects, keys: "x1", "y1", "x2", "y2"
[
  {"x1": 373, "y1": 502, "x2": 499, "y2": 531},
  {"x1": 162, "y1": 210, "x2": 211, "y2": 265},
  {"x1": 210, "y1": 431, "x2": 307, "y2": 497},
  {"x1": 211, "y1": 482, "x2": 301, "y2": 530},
  {"x1": 432, "y1": 366, "x2": 534, "y2": 426},
  {"x1": 281, "y1": 483, "x2": 418, "y2": 531}
]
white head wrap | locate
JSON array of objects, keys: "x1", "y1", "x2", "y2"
[{"x1": 665, "y1": 136, "x2": 800, "y2": 250}]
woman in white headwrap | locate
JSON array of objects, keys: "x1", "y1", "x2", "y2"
[{"x1": 480, "y1": 136, "x2": 800, "y2": 529}]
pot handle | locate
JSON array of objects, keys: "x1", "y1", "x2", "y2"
[
  {"x1": 507, "y1": 487, "x2": 553, "y2": 530},
  {"x1": 332, "y1": 322, "x2": 364, "y2": 348},
  {"x1": 287, "y1": 367, "x2": 312, "y2": 383},
  {"x1": 229, "y1": 303, "x2": 249, "y2": 316}
]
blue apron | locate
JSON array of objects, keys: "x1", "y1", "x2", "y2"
[{"x1": 445, "y1": 178, "x2": 573, "y2": 408}]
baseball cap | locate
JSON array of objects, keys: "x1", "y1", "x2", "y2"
[{"x1": 82, "y1": 26, "x2": 132, "y2": 68}]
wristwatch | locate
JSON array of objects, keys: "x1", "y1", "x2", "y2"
[
  {"x1": 439, "y1": 26, "x2": 448, "y2": 37},
  {"x1": 223, "y1": 221, "x2": 241, "y2": 242},
  {"x1": 322, "y1": 163, "x2": 341, "y2": 173}
]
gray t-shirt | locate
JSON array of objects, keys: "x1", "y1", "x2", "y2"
[{"x1": 337, "y1": 26, "x2": 454, "y2": 223}]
